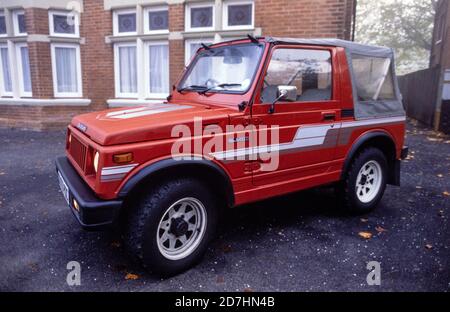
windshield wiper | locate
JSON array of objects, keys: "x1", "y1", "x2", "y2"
[
  {"x1": 178, "y1": 85, "x2": 208, "y2": 94},
  {"x1": 199, "y1": 83, "x2": 242, "y2": 95}
]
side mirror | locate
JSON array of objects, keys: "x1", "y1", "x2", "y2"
[{"x1": 269, "y1": 86, "x2": 297, "y2": 114}]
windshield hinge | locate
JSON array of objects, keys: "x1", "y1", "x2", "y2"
[{"x1": 238, "y1": 101, "x2": 248, "y2": 111}]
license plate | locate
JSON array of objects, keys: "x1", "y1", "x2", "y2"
[{"x1": 58, "y1": 171, "x2": 70, "y2": 205}]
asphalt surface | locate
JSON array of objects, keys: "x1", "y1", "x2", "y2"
[{"x1": 0, "y1": 120, "x2": 449, "y2": 292}]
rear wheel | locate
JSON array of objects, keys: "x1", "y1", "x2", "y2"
[
  {"x1": 339, "y1": 147, "x2": 388, "y2": 214},
  {"x1": 124, "y1": 178, "x2": 218, "y2": 276}
]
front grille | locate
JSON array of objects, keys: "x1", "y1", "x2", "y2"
[{"x1": 69, "y1": 135, "x2": 88, "y2": 171}]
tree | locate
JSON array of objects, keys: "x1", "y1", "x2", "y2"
[{"x1": 355, "y1": 0, "x2": 437, "y2": 75}]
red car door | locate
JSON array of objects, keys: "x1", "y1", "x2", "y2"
[{"x1": 250, "y1": 45, "x2": 342, "y2": 188}]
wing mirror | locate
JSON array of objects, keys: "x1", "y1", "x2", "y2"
[{"x1": 269, "y1": 86, "x2": 297, "y2": 114}]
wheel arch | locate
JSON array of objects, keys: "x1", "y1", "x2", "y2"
[
  {"x1": 341, "y1": 131, "x2": 398, "y2": 185},
  {"x1": 118, "y1": 158, "x2": 235, "y2": 208}
]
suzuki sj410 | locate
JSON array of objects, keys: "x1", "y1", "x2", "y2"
[{"x1": 56, "y1": 37, "x2": 408, "y2": 275}]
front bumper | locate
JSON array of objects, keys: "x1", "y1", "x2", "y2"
[{"x1": 55, "y1": 156, "x2": 122, "y2": 230}]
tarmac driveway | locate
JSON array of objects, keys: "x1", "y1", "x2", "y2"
[{"x1": 0, "y1": 120, "x2": 449, "y2": 291}]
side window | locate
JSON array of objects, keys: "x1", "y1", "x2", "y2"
[
  {"x1": 351, "y1": 55, "x2": 396, "y2": 101},
  {"x1": 261, "y1": 48, "x2": 332, "y2": 103}
]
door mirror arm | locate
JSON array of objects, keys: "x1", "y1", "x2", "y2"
[{"x1": 269, "y1": 90, "x2": 287, "y2": 114}]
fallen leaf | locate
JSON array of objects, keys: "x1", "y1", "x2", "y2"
[
  {"x1": 427, "y1": 137, "x2": 442, "y2": 142},
  {"x1": 221, "y1": 244, "x2": 232, "y2": 253},
  {"x1": 425, "y1": 244, "x2": 433, "y2": 250},
  {"x1": 125, "y1": 273, "x2": 139, "y2": 280},
  {"x1": 415, "y1": 186, "x2": 423, "y2": 189},
  {"x1": 438, "y1": 210, "x2": 444, "y2": 217},
  {"x1": 243, "y1": 287, "x2": 254, "y2": 292},
  {"x1": 0, "y1": 172, "x2": 5, "y2": 175},
  {"x1": 360, "y1": 218, "x2": 369, "y2": 223},
  {"x1": 437, "y1": 174, "x2": 444, "y2": 178},
  {"x1": 111, "y1": 241, "x2": 121, "y2": 248},
  {"x1": 443, "y1": 191, "x2": 449, "y2": 197},
  {"x1": 358, "y1": 231, "x2": 373, "y2": 239},
  {"x1": 216, "y1": 276, "x2": 224, "y2": 284},
  {"x1": 375, "y1": 226, "x2": 387, "y2": 233}
]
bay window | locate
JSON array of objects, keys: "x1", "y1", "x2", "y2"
[
  {"x1": 0, "y1": 11, "x2": 6, "y2": 36},
  {"x1": 51, "y1": 43, "x2": 82, "y2": 97},
  {"x1": 12, "y1": 10, "x2": 26, "y2": 36},
  {"x1": 186, "y1": 2, "x2": 215, "y2": 32},
  {"x1": 16, "y1": 43, "x2": 32, "y2": 96},
  {"x1": 223, "y1": 0, "x2": 254, "y2": 30},
  {"x1": 146, "y1": 42, "x2": 169, "y2": 96},
  {"x1": 144, "y1": 6, "x2": 169, "y2": 34},
  {"x1": 114, "y1": 43, "x2": 137, "y2": 98},
  {"x1": 113, "y1": 9, "x2": 137, "y2": 36},
  {"x1": 0, "y1": 45, "x2": 12, "y2": 96},
  {"x1": 49, "y1": 10, "x2": 80, "y2": 37}
]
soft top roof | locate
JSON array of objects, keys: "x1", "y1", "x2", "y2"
[{"x1": 266, "y1": 37, "x2": 394, "y2": 58}]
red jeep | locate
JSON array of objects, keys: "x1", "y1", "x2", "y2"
[{"x1": 56, "y1": 37, "x2": 408, "y2": 275}]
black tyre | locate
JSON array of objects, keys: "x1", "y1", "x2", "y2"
[
  {"x1": 339, "y1": 147, "x2": 388, "y2": 214},
  {"x1": 125, "y1": 178, "x2": 218, "y2": 276}
]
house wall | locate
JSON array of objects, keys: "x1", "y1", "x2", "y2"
[{"x1": 0, "y1": 0, "x2": 355, "y2": 130}]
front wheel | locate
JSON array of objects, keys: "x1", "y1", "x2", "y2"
[
  {"x1": 124, "y1": 178, "x2": 218, "y2": 276},
  {"x1": 339, "y1": 147, "x2": 388, "y2": 214}
]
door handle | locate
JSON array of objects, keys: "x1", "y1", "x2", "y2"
[{"x1": 322, "y1": 113, "x2": 336, "y2": 121}]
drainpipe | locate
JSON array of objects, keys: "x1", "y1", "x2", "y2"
[{"x1": 351, "y1": 0, "x2": 357, "y2": 41}]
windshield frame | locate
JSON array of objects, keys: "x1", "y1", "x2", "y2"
[{"x1": 177, "y1": 42, "x2": 265, "y2": 95}]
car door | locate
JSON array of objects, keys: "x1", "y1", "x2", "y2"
[{"x1": 250, "y1": 45, "x2": 342, "y2": 187}]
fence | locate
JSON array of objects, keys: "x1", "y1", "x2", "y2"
[{"x1": 398, "y1": 67, "x2": 441, "y2": 127}]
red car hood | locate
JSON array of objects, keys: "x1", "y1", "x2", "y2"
[{"x1": 71, "y1": 102, "x2": 234, "y2": 146}]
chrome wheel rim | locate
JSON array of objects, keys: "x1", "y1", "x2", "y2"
[
  {"x1": 156, "y1": 197, "x2": 207, "y2": 260},
  {"x1": 356, "y1": 160, "x2": 382, "y2": 203}
]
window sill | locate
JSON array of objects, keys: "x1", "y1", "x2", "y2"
[{"x1": 0, "y1": 98, "x2": 91, "y2": 106}]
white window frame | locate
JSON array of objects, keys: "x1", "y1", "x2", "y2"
[
  {"x1": 0, "y1": 44, "x2": 12, "y2": 96},
  {"x1": 144, "y1": 40, "x2": 169, "y2": 98},
  {"x1": 223, "y1": 0, "x2": 254, "y2": 30},
  {"x1": 113, "y1": 8, "x2": 137, "y2": 37},
  {"x1": 48, "y1": 10, "x2": 80, "y2": 38},
  {"x1": 144, "y1": 5, "x2": 169, "y2": 35},
  {"x1": 185, "y1": 2, "x2": 215, "y2": 32},
  {"x1": 0, "y1": 11, "x2": 7, "y2": 38},
  {"x1": 114, "y1": 42, "x2": 138, "y2": 98},
  {"x1": 184, "y1": 38, "x2": 214, "y2": 65},
  {"x1": 50, "y1": 43, "x2": 83, "y2": 98},
  {"x1": 15, "y1": 42, "x2": 32, "y2": 97},
  {"x1": 12, "y1": 9, "x2": 27, "y2": 36}
]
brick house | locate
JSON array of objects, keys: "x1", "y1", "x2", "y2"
[
  {"x1": 430, "y1": 0, "x2": 450, "y2": 133},
  {"x1": 0, "y1": 0, "x2": 355, "y2": 130}
]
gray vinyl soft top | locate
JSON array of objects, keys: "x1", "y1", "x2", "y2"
[{"x1": 265, "y1": 37, "x2": 405, "y2": 119}]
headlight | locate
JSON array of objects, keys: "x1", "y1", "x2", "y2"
[{"x1": 93, "y1": 152, "x2": 99, "y2": 173}]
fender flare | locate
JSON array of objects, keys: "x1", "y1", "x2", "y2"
[
  {"x1": 340, "y1": 131, "x2": 396, "y2": 181},
  {"x1": 118, "y1": 158, "x2": 235, "y2": 207}
]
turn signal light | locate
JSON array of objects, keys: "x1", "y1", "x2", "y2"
[
  {"x1": 73, "y1": 199, "x2": 80, "y2": 212},
  {"x1": 113, "y1": 152, "x2": 133, "y2": 164}
]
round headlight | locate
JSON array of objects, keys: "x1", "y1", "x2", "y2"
[{"x1": 93, "y1": 152, "x2": 99, "y2": 173}]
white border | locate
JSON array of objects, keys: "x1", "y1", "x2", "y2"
[
  {"x1": 12, "y1": 9, "x2": 27, "y2": 36},
  {"x1": 0, "y1": 44, "x2": 13, "y2": 97},
  {"x1": 48, "y1": 10, "x2": 80, "y2": 38},
  {"x1": 50, "y1": 42, "x2": 83, "y2": 98},
  {"x1": 143, "y1": 5, "x2": 169, "y2": 35},
  {"x1": 184, "y1": 38, "x2": 213, "y2": 65},
  {"x1": 114, "y1": 41, "x2": 138, "y2": 98},
  {"x1": 15, "y1": 42, "x2": 32, "y2": 97},
  {"x1": 223, "y1": 0, "x2": 254, "y2": 30},
  {"x1": 185, "y1": 2, "x2": 215, "y2": 32},
  {"x1": 113, "y1": 8, "x2": 137, "y2": 36},
  {"x1": 144, "y1": 40, "x2": 170, "y2": 98}
]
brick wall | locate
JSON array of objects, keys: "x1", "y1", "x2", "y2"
[
  {"x1": 1, "y1": 0, "x2": 355, "y2": 131},
  {"x1": 255, "y1": 0, "x2": 354, "y2": 39},
  {"x1": 81, "y1": 0, "x2": 114, "y2": 111}
]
